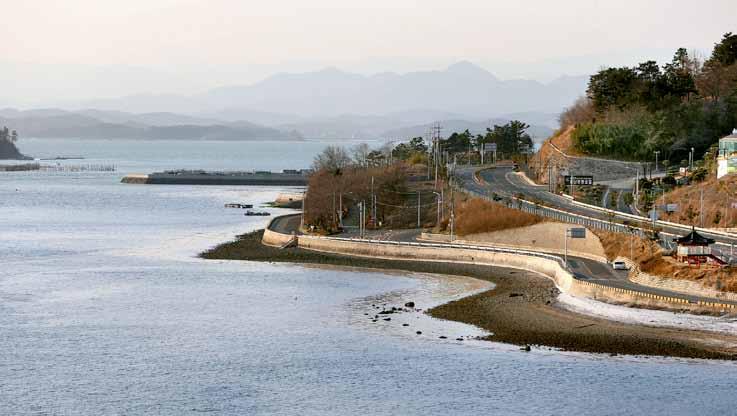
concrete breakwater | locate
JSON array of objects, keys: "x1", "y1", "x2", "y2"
[{"x1": 121, "y1": 170, "x2": 309, "y2": 186}]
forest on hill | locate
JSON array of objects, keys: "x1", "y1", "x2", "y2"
[
  {"x1": 560, "y1": 32, "x2": 737, "y2": 166},
  {"x1": 0, "y1": 126, "x2": 30, "y2": 160}
]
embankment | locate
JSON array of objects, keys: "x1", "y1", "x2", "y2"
[{"x1": 200, "y1": 228, "x2": 737, "y2": 359}]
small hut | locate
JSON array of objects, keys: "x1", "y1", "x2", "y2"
[{"x1": 675, "y1": 227, "x2": 723, "y2": 266}]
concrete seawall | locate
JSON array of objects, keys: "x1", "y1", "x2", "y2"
[
  {"x1": 299, "y1": 235, "x2": 576, "y2": 292},
  {"x1": 262, "y1": 214, "x2": 300, "y2": 248},
  {"x1": 260, "y1": 215, "x2": 737, "y2": 312}
]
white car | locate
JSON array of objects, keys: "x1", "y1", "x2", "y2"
[{"x1": 612, "y1": 261, "x2": 627, "y2": 270}]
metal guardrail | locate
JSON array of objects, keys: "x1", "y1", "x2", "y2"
[
  {"x1": 457, "y1": 184, "x2": 647, "y2": 238},
  {"x1": 303, "y1": 234, "x2": 737, "y2": 310}
]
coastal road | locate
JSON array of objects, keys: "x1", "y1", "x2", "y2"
[
  {"x1": 271, "y1": 211, "x2": 737, "y2": 306},
  {"x1": 458, "y1": 165, "x2": 737, "y2": 255}
]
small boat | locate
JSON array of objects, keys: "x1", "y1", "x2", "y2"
[
  {"x1": 225, "y1": 203, "x2": 254, "y2": 209},
  {"x1": 244, "y1": 210, "x2": 271, "y2": 216}
]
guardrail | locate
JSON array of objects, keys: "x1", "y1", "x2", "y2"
[
  {"x1": 309, "y1": 235, "x2": 571, "y2": 271},
  {"x1": 300, "y1": 234, "x2": 737, "y2": 311},
  {"x1": 462, "y1": 171, "x2": 647, "y2": 238}
]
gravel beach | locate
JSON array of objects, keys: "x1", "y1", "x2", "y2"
[{"x1": 201, "y1": 230, "x2": 737, "y2": 360}]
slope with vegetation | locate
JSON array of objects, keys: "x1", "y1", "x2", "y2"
[
  {"x1": 0, "y1": 126, "x2": 30, "y2": 160},
  {"x1": 558, "y1": 33, "x2": 737, "y2": 165}
]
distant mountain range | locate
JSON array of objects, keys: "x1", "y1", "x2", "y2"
[
  {"x1": 3, "y1": 62, "x2": 581, "y2": 140},
  {"x1": 0, "y1": 109, "x2": 299, "y2": 141},
  {"x1": 72, "y1": 62, "x2": 585, "y2": 122}
]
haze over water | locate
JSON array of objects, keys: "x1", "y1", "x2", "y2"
[{"x1": 3, "y1": 139, "x2": 737, "y2": 415}]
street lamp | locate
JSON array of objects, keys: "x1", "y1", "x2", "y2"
[{"x1": 654, "y1": 151, "x2": 660, "y2": 173}]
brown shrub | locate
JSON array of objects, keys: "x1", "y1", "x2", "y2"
[
  {"x1": 304, "y1": 164, "x2": 409, "y2": 232},
  {"x1": 453, "y1": 196, "x2": 544, "y2": 236}
]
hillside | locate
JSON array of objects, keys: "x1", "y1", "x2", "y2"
[
  {"x1": 0, "y1": 138, "x2": 30, "y2": 160},
  {"x1": 552, "y1": 33, "x2": 737, "y2": 165},
  {"x1": 659, "y1": 175, "x2": 737, "y2": 228}
]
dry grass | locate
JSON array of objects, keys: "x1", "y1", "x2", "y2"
[
  {"x1": 660, "y1": 175, "x2": 737, "y2": 228},
  {"x1": 453, "y1": 195, "x2": 545, "y2": 236},
  {"x1": 594, "y1": 228, "x2": 737, "y2": 293}
]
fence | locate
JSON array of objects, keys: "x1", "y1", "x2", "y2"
[{"x1": 456, "y1": 183, "x2": 647, "y2": 239}]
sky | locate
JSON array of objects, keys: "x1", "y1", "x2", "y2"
[{"x1": 1, "y1": 0, "x2": 736, "y2": 106}]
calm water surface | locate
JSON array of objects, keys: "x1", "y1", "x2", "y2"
[{"x1": 2, "y1": 139, "x2": 737, "y2": 415}]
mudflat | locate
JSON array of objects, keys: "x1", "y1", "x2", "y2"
[{"x1": 201, "y1": 230, "x2": 737, "y2": 360}]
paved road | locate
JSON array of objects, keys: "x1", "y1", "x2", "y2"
[
  {"x1": 271, "y1": 209, "x2": 737, "y2": 306},
  {"x1": 458, "y1": 165, "x2": 737, "y2": 255}
]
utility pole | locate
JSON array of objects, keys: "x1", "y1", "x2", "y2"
[
  {"x1": 339, "y1": 191, "x2": 343, "y2": 228},
  {"x1": 700, "y1": 188, "x2": 704, "y2": 227},
  {"x1": 570, "y1": 171, "x2": 575, "y2": 198},
  {"x1": 654, "y1": 151, "x2": 660, "y2": 173},
  {"x1": 371, "y1": 176, "x2": 374, "y2": 228},
  {"x1": 417, "y1": 191, "x2": 421, "y2": 228},
  {"x1": 449, "y1": 172, "x2": 455, "y2": 241},
  {"x1": 440, "y1": 188, "x2": 444, "y2": 220},
  {"x1": 635, "y1": 170, "x2": 639, "y2": 199},
  {"x1": 436, "y1": 193, "x2": 441, "y2": 226},
  {"x1": 300, "y1": 190, "x2": 306, "y2": 230}
]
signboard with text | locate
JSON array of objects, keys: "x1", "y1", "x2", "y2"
[
  {"x1": 484, "y1": 143, "x2": 497, "y2": 152},
  {"x1": 563, "y1": 175, "x2": 594, "y2": 186},
  {"x1": 568, "y1": 228, "x2": 586, "y2": 238}
]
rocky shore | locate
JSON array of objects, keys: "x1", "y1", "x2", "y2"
[{"x1": 201, "y1": 229, "x2": 737, "y2": 360}]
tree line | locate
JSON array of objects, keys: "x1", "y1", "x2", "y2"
[
  {"x1": 561, "y1": 32, "x2": 737, "y2": 164},
  {"x1": 0, "y1": 126, "x2": 19, "y2": 143}
]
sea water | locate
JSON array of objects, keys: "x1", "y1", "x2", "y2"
[{"x1": 2, "y1": 139, "x2": 737, "y2": 415}]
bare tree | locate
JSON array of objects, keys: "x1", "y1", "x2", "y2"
[
  {"x1": 351, "y1": 143, "x2": 371, "y2": 167},
  {"x1": 558, "y1": 96, "x2": 595, "y2": 129},
  {"x1": 312, "y1": 145, "x2": 352, "y2": 173}
]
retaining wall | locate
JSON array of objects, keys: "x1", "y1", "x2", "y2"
[
  {"x1": 297, "y1": 235, "x2": 737, "y2": 312},
  {"x1": 621, "y1": 257, "x2": 737, "y2": 303},
  {"x1": 261, "y1": 216, "x2": 297, "y2": 248}
]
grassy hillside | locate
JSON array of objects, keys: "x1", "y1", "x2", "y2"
[{"x1": 556, "y1": 33, "x2": 737, "y2": 165}]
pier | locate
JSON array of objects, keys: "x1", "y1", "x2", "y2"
[{"x1": 122, "y1": 169, "x2": 310, "y2": 186}]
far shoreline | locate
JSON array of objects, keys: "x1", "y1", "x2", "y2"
[{"x1": 200, "y1": 229, "x2": 737, "y2": 361}]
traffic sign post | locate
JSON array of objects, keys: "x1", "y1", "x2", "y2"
[
  {"x1": 563, "y1": 176, "x2": 594, "y2": 186},
  {"x1": 565, "y1": 227, "x2": 586, "y2": 265}
]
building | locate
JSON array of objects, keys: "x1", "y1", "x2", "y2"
[
  {"x1": 717, "y1": 129, "x2": 737, "y2": 179},
  {"x1": 674, "y1": 228, "x2": 725, "y2": 266}
]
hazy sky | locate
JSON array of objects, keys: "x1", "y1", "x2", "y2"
[{"x1": 2, "y1": 0, "x2": 736, "y2": 105}]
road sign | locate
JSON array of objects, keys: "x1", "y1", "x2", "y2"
[
  {"x1": 649, "y1": 210, "x2": 659, "y2": 221},
  {"x1": 484, "y1": 143, "x2": 497, "y2": 152},
  {"x1": 563, "y1": 176, "x2": 594, "y2": 186},
  {"x1": 660, "y1": 203, "x2": 678, "y2": 212},
  {"x1": 568, "y1": 228, "x2": 586, "y2": 238}
]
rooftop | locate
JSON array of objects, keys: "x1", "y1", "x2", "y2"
[{"x1": 675, "y1": 228, "x2": 715, "y2": 246}]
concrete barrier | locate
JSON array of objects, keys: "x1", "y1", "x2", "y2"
[
  {"x1": 297, "y1": 234, "x2": 736, "y2": 312},
  {"x1": 261, "y1": 214, "x2": 735, "y2": 312},
  {"x1": 261, "y1": 215, "x2": 298, "y2": 248},
  {"x1": 298, "y1": 235, "x2": 576, "y2": 293},
  {"x1": 622, "y1": 257, "x2": 737, "y2": 303}
]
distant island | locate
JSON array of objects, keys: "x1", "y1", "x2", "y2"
[
  {"x1": 0, "y1": 126, "x2": 31, "y2": 160},
  {"x1": 0, "y1": 109, "x2": 301, "y2": 141}
]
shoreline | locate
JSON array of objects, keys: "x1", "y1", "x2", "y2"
[{"x1": 200, "y1": 229, "x2": 737, "y2": 360}]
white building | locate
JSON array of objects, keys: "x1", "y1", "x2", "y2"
[{"x1": 717, "y1": 129, "x2": 737, "y2": 179}]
